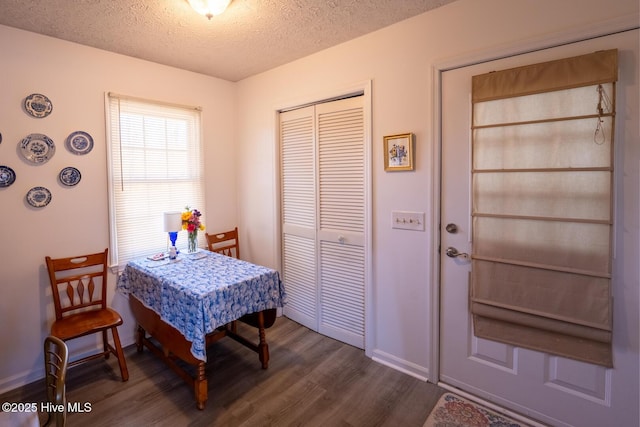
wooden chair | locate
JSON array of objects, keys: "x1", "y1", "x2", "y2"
[
  {"x1": 45, "y1": 249, "x2": 129, "y2": 382},
  {"x1": 43, "y1": 335, "x2": 69, "y2": 426},
  {"x1": 205, "y1": 227, "x2": 242, "y2": 334},
  {"x1": 205, "y1": 227, "x2": 240, "y2": 259},
  {"x1": 0, "y1": 336, "x2": 69, "y2": 427},
  {"x1": 203, "y1": 227, "x2": 277, "y2": 337}
]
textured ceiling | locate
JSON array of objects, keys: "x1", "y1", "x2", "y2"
[{"x1": 0, "y1": 0, "x2": 458, "y2": 82}]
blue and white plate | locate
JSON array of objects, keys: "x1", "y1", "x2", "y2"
[
  {"x1": 20, "y1": 133, "x2": 55, "y2": 164},
  {"x1": 26, "y1": 186, "x2": 52, "y2": 208},
  {"x1": 24, "y1": 93, "x2": 53, "y2": 118},
  {"x1": 0, "y1": 165, "x2": 16, "y2": 187},
  {"x1": 65, "y1": 131, "x2": 93, "y2": 155},
  {"x1": 59, "y1": 167, "x2": 81, "y2": 186}
]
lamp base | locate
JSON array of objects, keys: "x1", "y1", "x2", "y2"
[
  {"x1": 167, "y1": 231, "x2": 180, "y2": 256},
  {"x1": 168, "y1": 231, "x2": 178, "y2": 247}
]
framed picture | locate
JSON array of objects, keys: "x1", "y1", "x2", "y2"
[{"x1": 384, "y1": 133, "x2": 414, "y2": 171}]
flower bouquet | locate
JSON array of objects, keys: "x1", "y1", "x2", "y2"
[{"x1": 182, "y1": 206, "x2": 205, "y2": 253}]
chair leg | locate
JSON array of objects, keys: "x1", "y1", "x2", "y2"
[
  {"x1": 102, "y1": 330, "x2": 110, "y2": 359},
  {"x1": 111, "y1": 327, "x2": 129, "y2": 382}
]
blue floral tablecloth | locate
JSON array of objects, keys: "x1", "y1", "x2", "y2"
[{"x1": 117, "y1": 250, "x2": 287, "y2": 361}]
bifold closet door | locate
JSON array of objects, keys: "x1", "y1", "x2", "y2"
[{"x1": 280, "y1": 96, "x2": 365, "y2": 349}]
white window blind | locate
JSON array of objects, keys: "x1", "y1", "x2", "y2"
[{"x1": 106, "y1": 93, "x2": 205, "y2": 268}]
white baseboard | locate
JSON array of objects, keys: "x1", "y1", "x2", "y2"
[{"x1": 371, "y1": 349, "x2": 430, "y2": 382}]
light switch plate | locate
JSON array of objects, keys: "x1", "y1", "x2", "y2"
[{"x1": 391, "y1": 211, "x2": 425, "y2": 231}]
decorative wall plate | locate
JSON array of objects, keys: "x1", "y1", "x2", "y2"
[
  {"x1": 26, "y1": 186, "x2": 52, "y2": 208},
  {"x1": 24, "y1": 93, "x2": 53, "y2": 118},
  {"x1": 20, "y1": 133, "x2": 55, "y2": 164},
  {"x1": 0, "y1": 165, "x2": 16, "y2": 187},
  {"x1": 65, "y1": 131, "x2": 94, "y2": 155},
  {"x1": 59, "y1": 167, "x2": 81, "y2": 186}
]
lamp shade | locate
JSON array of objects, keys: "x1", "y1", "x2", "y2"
[{"x1": 163, "y1": 211, "x2": 183, "y2": 232}]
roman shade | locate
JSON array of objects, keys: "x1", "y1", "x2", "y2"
[{"x1": 470, "y1": 50, "x2": 617, "y2": 367}]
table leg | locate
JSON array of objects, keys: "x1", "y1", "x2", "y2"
[
  {"x1": 136, "y1": 325, "x2": 145, "y2": 353},
  {"x1": 257, "y1": 311, "x2": 269, "y2": 369},
  {"x1": 195, "y1": 362, "x2": 207, "y2": 410}
]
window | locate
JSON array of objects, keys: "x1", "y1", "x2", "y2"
[
  {"x1": 470, "y1": 50, "x2": 617, "y2": 367},
  {"x1": 106, "y1": 93, "x2": 205, "y2": 268}
]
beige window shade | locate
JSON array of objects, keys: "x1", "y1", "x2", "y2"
[
  {"x1": 472, "y1": 49, "x2": 618, "y2": 102},
  {"x1": 470, "y1": 49, "x2": 617, "y2": 367}
]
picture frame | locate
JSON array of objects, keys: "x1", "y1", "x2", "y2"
[{"x1": 384, "y1": 133, "x2": 414, "y2": 171}]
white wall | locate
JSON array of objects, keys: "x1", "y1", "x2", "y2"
[
  {"x1": 235, "y1": 0, "x2": 639, "y2": 379},
  {"x1": 0, "y1": 26, "x2": 236, "y2": 391}
]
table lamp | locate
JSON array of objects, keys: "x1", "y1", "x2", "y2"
[{"x1": 163, "y1": 211, "x2": 183, "y2": 255}]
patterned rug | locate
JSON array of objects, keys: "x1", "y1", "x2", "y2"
[{"x1": 423, "y1": 393, "x2": 533, "y2": 427}]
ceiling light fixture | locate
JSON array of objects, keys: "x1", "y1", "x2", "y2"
[{"x1": 187, "y1": 0, "x2": 232, "y2": 19}]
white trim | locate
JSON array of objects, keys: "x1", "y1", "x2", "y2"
[
  {"x1": 363, "y1": 80, "x2": 373, "y2": 357},
  {"x1": 272, "y1": 107, "x2": 282, "y2": 272},
  {"x1": 429, "y1": 11, "x2": 639, "y2": 387},
  {"x1": 372, "y1": 349, "x2": 430, "y2": 382},
  {"x1": 106, "y1": 91, "x2": 201, "y2": 111},
  {"x1": 429, "y1": 65, "x2": 442, "y2": 384},
  {"x1": 104, "y1": 92, "x2": 119, "y2": 269}
]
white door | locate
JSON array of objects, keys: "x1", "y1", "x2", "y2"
[
  {"x1": 281, "y1": 105, "x2": 317, "y2": 330},
  {"x1": 440, "y1": 30, "x2": 639, "y2": 427},
  {"x1": 280, "y1": 96, "x2": 366, "y2": 349},
  {"x1": 316, "y1": 98, "x2": 366, "y2": 348}
]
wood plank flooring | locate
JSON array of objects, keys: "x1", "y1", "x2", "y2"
[{"x1": 1, "y1": 317, "x2": 445, "y2": 426}]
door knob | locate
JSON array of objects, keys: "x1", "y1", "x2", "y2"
[
  {"x1": 445, "y1": 223, "x2": 458, "y2": 234},
  {"x1": 445, "y1": 247, "x2": 470, "y2": 260}
]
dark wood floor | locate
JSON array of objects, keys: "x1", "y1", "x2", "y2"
[{"x1": 2, "y1": 317, "x2": 445, "y2": 426}]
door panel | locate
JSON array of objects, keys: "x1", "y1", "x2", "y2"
[
  {"x1": 440, "y1": 30, "x2": 638, "y2": 427},
  {"x1": 316, "y1": 97, "x2": 365, "y2": 348},
  {"x1": 280, "y1": 106, "x2": 317, "y2": 330}
]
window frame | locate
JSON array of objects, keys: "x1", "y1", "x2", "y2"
[{"x1": 105, "y1": 93, "x2": 206, "y2": 269}]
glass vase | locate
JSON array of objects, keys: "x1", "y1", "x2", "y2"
[{"x1": 188, "y1": 231, "x2": 198, "y2": 253}]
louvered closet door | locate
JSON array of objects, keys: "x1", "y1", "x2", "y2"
[
  {"x1": 280, "y1": 96, "x2": 366, "y2": 349},
  {"x1": 316, "y1": 97, "x2": 365, "y2": 348},
  {"x1": 280, "y1": 106, "x2": 317, "y2": 331}
]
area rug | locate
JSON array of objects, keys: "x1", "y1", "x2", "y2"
[{"x1": 423, "y1": 393, "x2": 533, "y2": 427}]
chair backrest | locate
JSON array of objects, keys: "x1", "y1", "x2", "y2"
[
  {"x1": 45, "y1": 249, "x2": 109, "y2": 320},
  {"x1": 44, "y1": 335, "x2": 68, "y2": 427},
  {"x1": 205, "y1": 227, "x2": 240, "y2": 259}
]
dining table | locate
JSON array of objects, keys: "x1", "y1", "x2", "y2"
[{"x1": 116, "y1": 249, "x2": 287, "y2": 409}]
